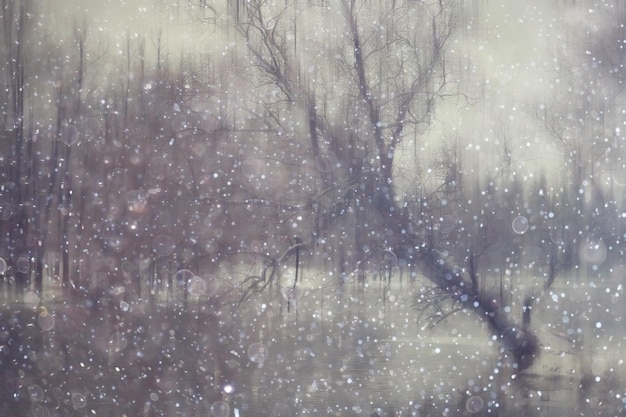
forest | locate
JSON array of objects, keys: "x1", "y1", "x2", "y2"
[{"x1": 1, "y1": 0, "x2": 626, "y2": 415}]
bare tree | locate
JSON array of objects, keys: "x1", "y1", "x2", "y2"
[{"x1": 214, "y1": 0, "x2": 543, "y2": 370}]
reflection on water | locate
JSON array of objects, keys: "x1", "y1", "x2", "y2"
[{"x1": 0, "y1": 277, "x2": 624, "y2": 417}]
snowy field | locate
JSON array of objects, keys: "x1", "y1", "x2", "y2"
[{"x1": 1, "y1": 268, "x2": 624, "y2": 416}]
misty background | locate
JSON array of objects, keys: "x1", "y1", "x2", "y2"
[{"x1": 1, "y1": 0, "x2": 626, "y2": 416}]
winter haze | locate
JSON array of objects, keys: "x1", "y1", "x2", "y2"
[{"x1": 1, "y1": 0, "x2": 625, "y2": 416}]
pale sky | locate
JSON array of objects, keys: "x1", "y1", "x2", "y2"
[{"x1": 38, "y1": 0, "x2": 619, "y2": 191}]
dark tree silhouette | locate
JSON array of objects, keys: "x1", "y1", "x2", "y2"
[{"x1": 217, "y1": 0, "x2": 543, "y2": 371}]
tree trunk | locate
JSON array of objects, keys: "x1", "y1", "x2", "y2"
[{"x1": 414, "y1": 249, "x2": 539, "y2": 372}]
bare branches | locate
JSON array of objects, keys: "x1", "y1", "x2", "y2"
[
  {"x1": 414, "y1": 285, "x2": 464, "y2": 330},
  {"x1": 236, "y1": 0, "x2": 295, "y2": 101},
  {"x1": 236, "y1": 239, "x2": 306, "y2": 303},
  {"x1": 235, "y1": 0, "x2": 456, "y2": 182},
  {"x1": 336, "y1": 0, "x2": 455, "y2": 184}
]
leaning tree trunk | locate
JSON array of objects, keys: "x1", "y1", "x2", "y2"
[
  {"x1": 378, "y1": 193, "x2": 539, "y2": 372},
  {"x1": 414, "y1": 250, "x2": 539, "y2": 372}
]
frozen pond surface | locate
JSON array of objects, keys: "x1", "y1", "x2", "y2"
[{"x1": 0, "y1": 274, "x2": 624, "y2": 417}]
